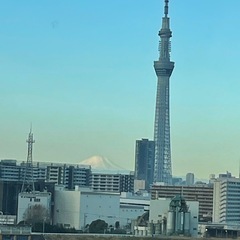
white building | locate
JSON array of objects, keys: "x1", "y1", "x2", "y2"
[
  {"x1": 213, "y1": 176, "x2": 240, "y2": 224},
  {"x1": 53, "y1": 186, "x2": 150, "y2": 231},
  {"x1": 53, "y1": 186, "x2": 120, "y2": 230},
  {"x1": 89, "y1": 170, "x2": 134, "y2": 193},
  {"x1": 17, "y1": 191, "x2": 51, "y2": 223},
  {"x1": 149, "y1": 198, "x2": 170, "y2": 223},
  {"x1": 46, "y1": 163, "x2": 91, "y2": 189}
]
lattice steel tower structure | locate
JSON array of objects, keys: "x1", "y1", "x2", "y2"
[
  {"x1": 153, "y1": 0, "x2": 174, "y2": 184},
  {"x1": 21, "y1": 128, "x2": 35, "y2": 192}
]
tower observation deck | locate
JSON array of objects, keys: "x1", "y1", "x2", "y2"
[{"x1": 153, "y1": 0, "x2": 174, "y2": 184}]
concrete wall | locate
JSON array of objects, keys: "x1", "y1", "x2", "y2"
[{"x1": 80, "y1": 191, "x2": 120, "y2": 229}]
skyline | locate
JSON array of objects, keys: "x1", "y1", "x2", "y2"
[{"x1": 1, "y1": 1, "x2": 240, "y2": 179}]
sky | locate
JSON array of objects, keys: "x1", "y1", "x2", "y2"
[{"x1": 1, "y1": 0, "x2": 240, "y2": 179}]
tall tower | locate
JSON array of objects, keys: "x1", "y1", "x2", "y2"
[
  {"x1": 153, "y1": 0, "x2": 174, "y2": 184},
  {"x1": 21, "y1": 128, "x2": 35, "y2": 192}
]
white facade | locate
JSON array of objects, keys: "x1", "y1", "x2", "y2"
[
  {"x1": 54, "y1": 186, "x2": 81, "y2": 229},
  {"x1": 213, "y1": 177, "x2": 240, "y2": 223},
  {"x1": 53, "y1": 187, "x2": 151, "y2": 231},
  {"x1": 53, "y1": 186, "x2": 120, "y2": 230},
  {"x1": 80, "y1": 190, "x2": 120, "y2": 229},
  {"x1": 149, "y1": 198, "x2": 170, "y2": 223},
  {"x1": 17, "y1": 191, "x2": 51, "y2": 223},
  {"x1": 89, "y1": 170, "x2": 134, "y2": 193},
  {"x1": 89, "y1": 172, "x2": 120, "y2": 192}
]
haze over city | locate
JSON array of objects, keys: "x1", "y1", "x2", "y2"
[{"x1": 1, "y1": 0, "x2": 240, "y2": 179}]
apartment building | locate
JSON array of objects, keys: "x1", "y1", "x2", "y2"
[{"x1": 0, "y1": 159, "x2": 134, "y2": 193}]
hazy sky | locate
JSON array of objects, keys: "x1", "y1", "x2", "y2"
[{"x1": 1, "y1": 0, "x2": 240, "y2": 179}]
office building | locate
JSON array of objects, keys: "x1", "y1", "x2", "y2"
[
  {"x1": 134, "y1": 139, "x2": 155, "y2": 189},
  {"x1": 213, "y1": 175, "x2": 240, "y2": 223}
]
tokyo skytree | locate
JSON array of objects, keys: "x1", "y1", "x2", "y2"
[{"x1": 153, "y1": 0, "x2": 174, "y2": 184}]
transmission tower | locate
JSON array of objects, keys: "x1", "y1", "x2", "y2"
[{"x1": 21, "y1": 128, "x2": 35, "y2": 193}]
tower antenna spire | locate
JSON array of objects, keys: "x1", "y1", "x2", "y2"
[{"x1": 164, "y1": 0, "x2": 169, "y2": 17}]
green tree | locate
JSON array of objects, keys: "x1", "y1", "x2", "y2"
[
  {"x1": 23, "y1": 204, "x2": 50, "y2": 226},
  {"x1": 89, "y1": 219, "x2": 108, "y2": 233}
]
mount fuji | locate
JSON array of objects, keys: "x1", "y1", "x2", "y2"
[{"x1": 79, "y1": 155, "x2": 125, "y2": 170}]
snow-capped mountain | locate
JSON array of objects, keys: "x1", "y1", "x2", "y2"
[{"x1": 79, "y1": 155, "x2": 124, "y2": 170}]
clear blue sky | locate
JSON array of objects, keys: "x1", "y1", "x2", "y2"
[{"x1": 1, "y1": 0, "x2": 240, "y2": 179}]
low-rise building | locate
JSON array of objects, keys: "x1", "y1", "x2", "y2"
[
  {"x1": 17, "y1": 191, "x2": 52, "y2": 224},
  {"x1": 53, "y1": 185, "x2": 120, "y2": 230}
]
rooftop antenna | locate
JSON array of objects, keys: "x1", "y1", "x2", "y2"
[{"x1": 21, "y1": 126, "x2": 35, "y2": 193}]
